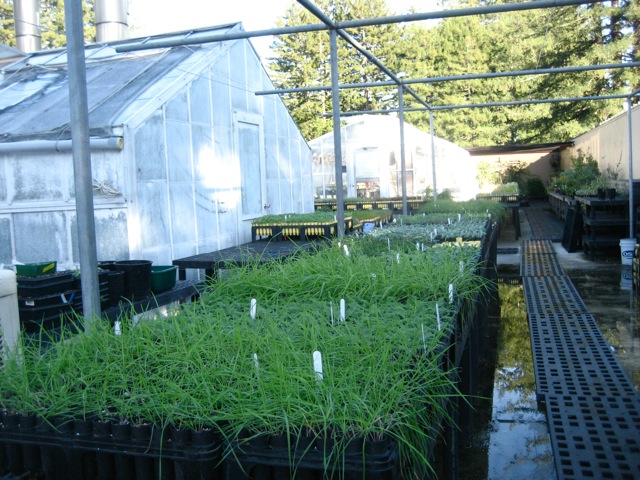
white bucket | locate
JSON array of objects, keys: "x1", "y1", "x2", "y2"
[{"x1": 619, "y1": 238, "x2": 636, "y2": 265}]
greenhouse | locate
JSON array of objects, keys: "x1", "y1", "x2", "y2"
[{"x1": 309, "y1": 115, "x2": 479, "y2": 201}]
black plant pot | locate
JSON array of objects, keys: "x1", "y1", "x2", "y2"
[
  {"x1": 105, "y1": 270, "x2": 125, "y2": 307},
  {"x1": 131, "y1": 423, "x2": 155, "y2": 480},
  {"x1": 606, "y1": 188, "x2": 617, "y2": 199},
  {"x1": 112, "y1": 422, "x2": 136, "y2": 480},
  {"x1": 1, "y1": 412, "x2": 24, "y2": 477},
  {"x1": 597, "y1": 188, "x2": 606, "y2": 199},
  {"x1": 114, "y1": 260, "x2": 152, "y2": 301}
]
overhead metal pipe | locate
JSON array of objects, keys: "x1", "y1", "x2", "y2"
[
  {"x1": 339, "y1": 0, "x2": 601, "y2": 29},
  {"x1": 116, "y1": 0, "x2": 599, "y2": 54},
  {"x1": 64, "y1": 0, "x2": 101, "y2": 329},
  {"x1": 328, "y1": 94, "x2": 631, "y2": 116},
  {"x1": 116, "y1": 23, "x2": 327, "y2": 52},
  {"x1": 431, "y1": 94, "x2": 631, "y2": 110},
  {"x1": 398, "y1": 86, "x2": 408, "y2": 215},
  {"x1": 0, "y1": 137, "x2": 124, "y2": 154},
  {"x1": 256, "y1": 62, "x2": 640, "y2": 96}
]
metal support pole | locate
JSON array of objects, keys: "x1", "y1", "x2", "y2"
[
  {"x1": 64, "y1": 0, "x2": 101, "y2": 329},
  {"x1": 430, "y1": 110, "x2": 437, "y2": 202},
  {"x1": 398, "y1": 86, "x2": 408, "y2": 216},
  {"x1": 628, "y1": 97, "x2": 635, "y2": 239},
  {"x1": 330, "y1": 28, "x2": 345, "y2": 238}
]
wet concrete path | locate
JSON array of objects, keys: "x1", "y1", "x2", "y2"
[{"x1": 459, "y1": 203, "x2": 640, "y2": 480}]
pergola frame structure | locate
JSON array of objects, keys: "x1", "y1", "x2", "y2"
[{"x1": 64, "y1": 0, "x2": 638, "y2": 320}]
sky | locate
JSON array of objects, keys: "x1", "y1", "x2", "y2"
[{"x1": 127, "y1": 0, "x2": 437, "y2": 60}]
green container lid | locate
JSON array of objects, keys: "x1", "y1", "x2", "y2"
[{"x1": 15, "y1": 261, "x2": 57, "y2": 277}]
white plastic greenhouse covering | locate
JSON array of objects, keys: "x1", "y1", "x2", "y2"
[{"x1": 309, "y1": 115, "x2": 479, "y2": 201}]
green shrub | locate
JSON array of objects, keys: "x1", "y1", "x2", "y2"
[{"x1": 549, "y1": 151, "x2": 600, "y2": 196}]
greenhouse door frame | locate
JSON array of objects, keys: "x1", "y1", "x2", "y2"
[{"x1": 234, "y1": 111, "x2": 267, "y2": 224}]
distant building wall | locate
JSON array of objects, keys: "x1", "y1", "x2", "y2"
[
  {"x1": 471, "y1": 149, "x2": 559, "y2": 191},
  {"x1": 561, "y1": 104, "x2": 640, "y2": 180}
]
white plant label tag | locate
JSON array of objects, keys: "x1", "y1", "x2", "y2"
[
  {"x1": 330, "y1": 301, "x2": 334, "y2": 326},
  {"x1": 313, "y1": 351, "x2": 323, "y2": 380},
  {"x1": 250, "y1": 298, "x2": 257, "y2": 319}
]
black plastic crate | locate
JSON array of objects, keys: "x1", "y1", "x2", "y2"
[
  {"x1": 17, "y1": 290, "x2": 78, "y2": 309},
  {"x1": 17, "y1": 272, "x2": 76, "y2": 297}
]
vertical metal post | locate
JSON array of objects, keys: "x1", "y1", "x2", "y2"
[
  {"x1": 330, "y1": 28, "x2": 345, "y2": 238},
  {"x1": 628, "y1": 98, "x2": 635, "y2": 239},
  {"x1": 398, "y1": 85, "x2": 408, "y2": 215},
  {"x1": 430, "y1": 109, "x2": 438, "y2": 202},
  {"x1": 64, "y1": 0, "x2": 101, "y2": 329}
]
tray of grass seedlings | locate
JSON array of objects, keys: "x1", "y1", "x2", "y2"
[
  {"x1": 0, "y1": 225, "x2": 493, "y2": 478},
  {"x1": 252, "y1": 212, "x2": 355, "y2": 241},
  {"x1": 416, "y1": 199, "x2": 507, "y2": 221}
]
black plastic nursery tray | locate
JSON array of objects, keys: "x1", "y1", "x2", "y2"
[
  {"x1": 252, "y1": 222, "x2": 339, "y2": 241},
  {"x1": 0, "y1": 414, "x2": 223, "y2": 480},
  {"x1": 224, "y1": 433, "x2": 399, "y2": 480},
  {"x1": 16, "y1": 271, "x2": 76, "y2": 297}
]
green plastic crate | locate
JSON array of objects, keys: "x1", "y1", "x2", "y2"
[{"x1": 15, "y1": 261, "x2": 57, "y2": 277}]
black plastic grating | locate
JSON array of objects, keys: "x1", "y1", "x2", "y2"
[
  {"x1": 523, "y1": 276, "x2": 590, "y2": 318},
  {"x1": 521, "y1": 239, "x2": 556, "y2": 256},
  {"x1": 521, "y1": 253, "x2": 565, "y2": 277},
  {"x1": 546, "y1": 393, "x2": 640, "y2": 480},
  {"x1": 528, "y1": 313, "x2": 636, "y2": 398}
]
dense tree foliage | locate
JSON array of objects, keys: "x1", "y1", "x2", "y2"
[
  {"x1": 0, "y1": 0, "x2": 95, "y2": 49},
  {"x1": 270, "y1": 0, "x2": 640, "y2": 146},
  {"x1": 269, "y1": 0, "x2": 405, "y2": 140}
]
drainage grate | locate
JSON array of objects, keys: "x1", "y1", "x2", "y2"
[
  {"x1": 520, "y1": 254, "x2": 565, "y2": 277},
  {"x1": 521, "y1": 239, "x2": 556, "y2": 255},
  {"x1": 523, "y1": 276, "x2": 590, "y2": 318},
  {"x1": 528, "y1": 313, "x2": 636, "y2": 399},
  {"x1": 546, "y1": 393, "x2": 640, "y2": 480}
]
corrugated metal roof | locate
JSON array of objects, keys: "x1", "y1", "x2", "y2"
[{"x1": 0, "y1": 24, "x2": 239, "y2": 143}]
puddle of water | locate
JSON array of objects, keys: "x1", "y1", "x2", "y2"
[
  {"x1": 563, "y1": 264, "x2": 640, "y2": 390},
  {"x1": 459, "y1": 282, "x2": 555, "y2": 480}
]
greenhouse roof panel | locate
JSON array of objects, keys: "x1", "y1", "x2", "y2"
[{"x1": 0, "y1": 24, "x2": 239, "y2": 143}]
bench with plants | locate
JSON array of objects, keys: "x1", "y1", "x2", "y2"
[{"x1": 0, "y1": 201, "x2": 499, "y2": 479}]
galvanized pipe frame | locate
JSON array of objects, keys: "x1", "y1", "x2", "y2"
[
  {"x1": 255, "y1": 62, "x2": 640, "y2": 96},
  {"x1": 115, "y1": 0, "x2": 601, "y2": 54}
]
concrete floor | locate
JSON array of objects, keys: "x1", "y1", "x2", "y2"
[{"x1": 460, "y1": 204, "x2": 640, "y2": 480}]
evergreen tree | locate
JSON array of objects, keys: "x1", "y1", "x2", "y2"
[
  {"x1": 270, "y1": 0, "x2": 404, "y2": 140},
  {"x1": 0, "y1": 1, "x2": 14, "y2": 46}
]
